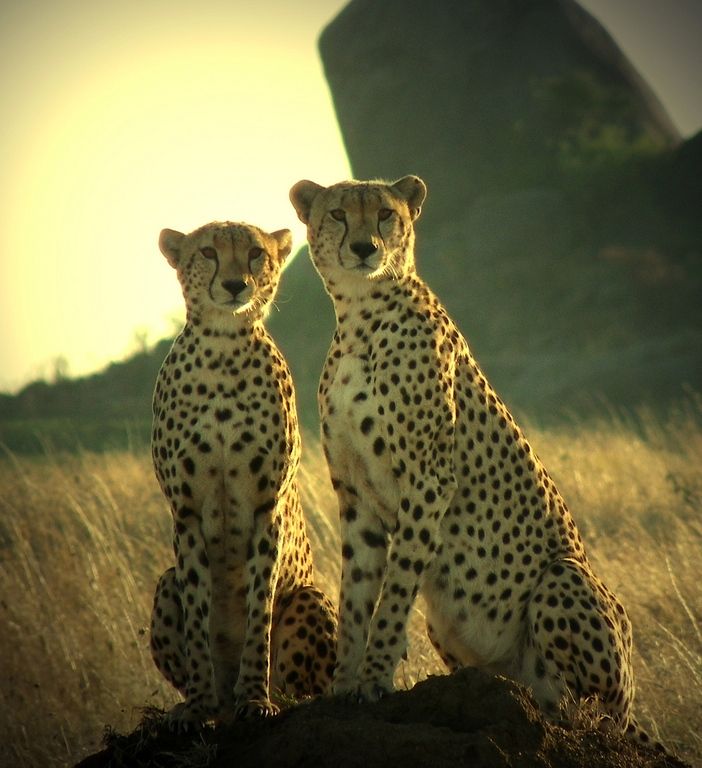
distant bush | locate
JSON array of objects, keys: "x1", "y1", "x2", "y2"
[{"x1": 531, "y1": 71, "x2": 667, "y2": 169}]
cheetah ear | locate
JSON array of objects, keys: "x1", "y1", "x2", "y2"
[
  {"x1": 391, "y1": 175, "x2": 427, "y2": 221},
  {"x1": 289, "y1": 180, "x2": 325, "y2": 225},
  {"x1": 270, "y1": 228, "x2": 293, "y2": 262},
  {"x1": 159, "y1": 228, "x2": 185, "y2": 269}
]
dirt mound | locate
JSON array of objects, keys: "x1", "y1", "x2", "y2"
[{"x1": 75, "y1": 668, "x2": 687, "y2": 768}]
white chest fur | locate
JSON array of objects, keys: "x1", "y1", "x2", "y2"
[{"x1": 322, "y1": 348, "x2": 399, "y2": 522}]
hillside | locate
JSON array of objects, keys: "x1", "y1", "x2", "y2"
[{"x1": 0, "y1": 340, "x2": 172, "y2": 452}]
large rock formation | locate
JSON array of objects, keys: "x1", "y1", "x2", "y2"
[
  {"x1": 319, "y1": 0, "x2": 679, "y2": 224},
  {"x1": 270, "y1": 0, "x2": 701, "y2": 425}
]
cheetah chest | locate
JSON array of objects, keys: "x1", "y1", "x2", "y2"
[{"x1": 322, "y1": 351, "x2": 398, "y2": 517}]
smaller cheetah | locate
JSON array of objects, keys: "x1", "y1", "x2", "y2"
[
  {"x1": 150, "y1": 220, "x2": 336, "y2": 729},
  {"x1": 290, "y1": 175, "x2": 658, "y2": 748}
]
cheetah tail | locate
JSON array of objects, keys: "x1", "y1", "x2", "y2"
[{"x1": 624, "y1": 715, "x2": 668, "y2": 755}]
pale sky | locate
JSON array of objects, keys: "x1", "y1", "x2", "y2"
[
  {"x1": 1, "y1": 0, "x2": 700, "y2": 392},
  {"x1": 0, "y1": 0, "x2": 349, "y2": 390}
]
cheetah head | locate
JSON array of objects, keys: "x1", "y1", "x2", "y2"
[
  {"x1": 159, "y1": 222, "x2": 292, "y2": 321},
  {"x1": 289, "y1": 176, "x2": 426, "y2": 290}
]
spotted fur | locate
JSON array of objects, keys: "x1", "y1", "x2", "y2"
[
  {"x1": 290, "y1": 176, "x2": 660, "y2": 749},
  {"x1": 149, "y1": 221, "x2": 336, "y2": 729}
]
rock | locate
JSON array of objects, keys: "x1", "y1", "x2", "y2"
[{"x1": 73, "y1": 668, "x2": 689, "y2": 768}]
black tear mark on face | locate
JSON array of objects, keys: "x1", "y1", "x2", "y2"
[
  {"x1": 201, "y1": 246, "x2": 221, "y2": 301},
  {"x1": 331, "y1": 220, "x2": 349, "y2": 270}
]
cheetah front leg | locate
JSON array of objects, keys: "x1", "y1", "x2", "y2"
[
  {"x1": 166, "y1": 508, "x2": 218, "y2": 730},
  {"x1": 231, "y1": 500, "x2": 283, "y2": 719},
  {"x1": 150, "y1": 566, "x2": 187, "y2": 694},
  {"x1": 333, "y1": 484, "x2": 389, "y2": 696},
  {"x1": 355, "y1": 469, "x2": 456, "y2": 701},
  {"x1": 346, "y1": 358, "x2": 458, "y2": 702}
]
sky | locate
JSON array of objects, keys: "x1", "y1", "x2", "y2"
[{"x1": 1, "y1": 0, "x2": 701, "y2": 393}]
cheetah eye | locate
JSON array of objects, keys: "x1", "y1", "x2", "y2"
[
  {"x1": 330, "y1": 209, "x2": 346, "y2": 222},
  {"x1": 200, "y1": 246, "x2": 217, "y2": 260},
  {"x1": 378, "y1": 208, "x2": 393, "y2": 221},
  {"x1": 248, "y1": 246, "x2": 265, "y2": 270}
]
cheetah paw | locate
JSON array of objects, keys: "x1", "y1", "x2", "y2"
[
  {"x1": 355, "y1": 679, "x2": 392, "y2": 703},
  {"x1": 164, "y1": 701, "x2": 210, "y2": 733},
  {"x1": 331, "y1": 675, "x2": 356, "y2": 698},
  {"x1": 233, "y1": 698, "x2": 280, "y2": 720},
  {"x1": 333, "y1": 673, "x2": 393, "y2": 703}
]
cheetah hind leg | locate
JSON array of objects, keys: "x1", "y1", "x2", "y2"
[
  {"x1": 271, "y1": 586, "x2": 338, "y2": 702},
  {"x1": 150, "y1": 566, "x2": 187, "y2": 696},
  {"x1": 519, "y1": 559, "x2": 663, "y2": 745},
  {"x1": 520, "y1": 624, "x2": 667, "y2": 755}
]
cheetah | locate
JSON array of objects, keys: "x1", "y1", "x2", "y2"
[
  {"x1": 149, "y1": 220, "x2": 336, "y2": 729},
  {"x1": 290, "y1": 175, "x2": 657, "y2": 746}
]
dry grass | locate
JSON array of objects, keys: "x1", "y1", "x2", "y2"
[
  {"x1": 0, "y1": 409, "x2": 700, "y2": 767},
  {"x1": 0, "y1": 450, "x2": 179, "y2": 767}
]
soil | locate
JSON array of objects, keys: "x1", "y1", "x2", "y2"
[{"x1": 74, "y1": 668, "x2": 689, "y2": 768}]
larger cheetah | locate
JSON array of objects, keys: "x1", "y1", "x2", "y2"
[
  {"x1": 150, "y1": 220, "x2": 336, "y2": 729},
  {"x1": 290, "y1": 175, "x2": 654, "y2": 745}
]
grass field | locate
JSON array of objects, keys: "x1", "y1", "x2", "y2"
[{"x1": 0, "y1": 408, "x2": 700, "y2": 767}]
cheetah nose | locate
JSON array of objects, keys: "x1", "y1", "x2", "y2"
[
  {"x1": 222, "y1": 279, "x2": 247, "y2": 297},
  {"x1": 350, "y1": 241, "x2": 378, "y2": 260}
]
